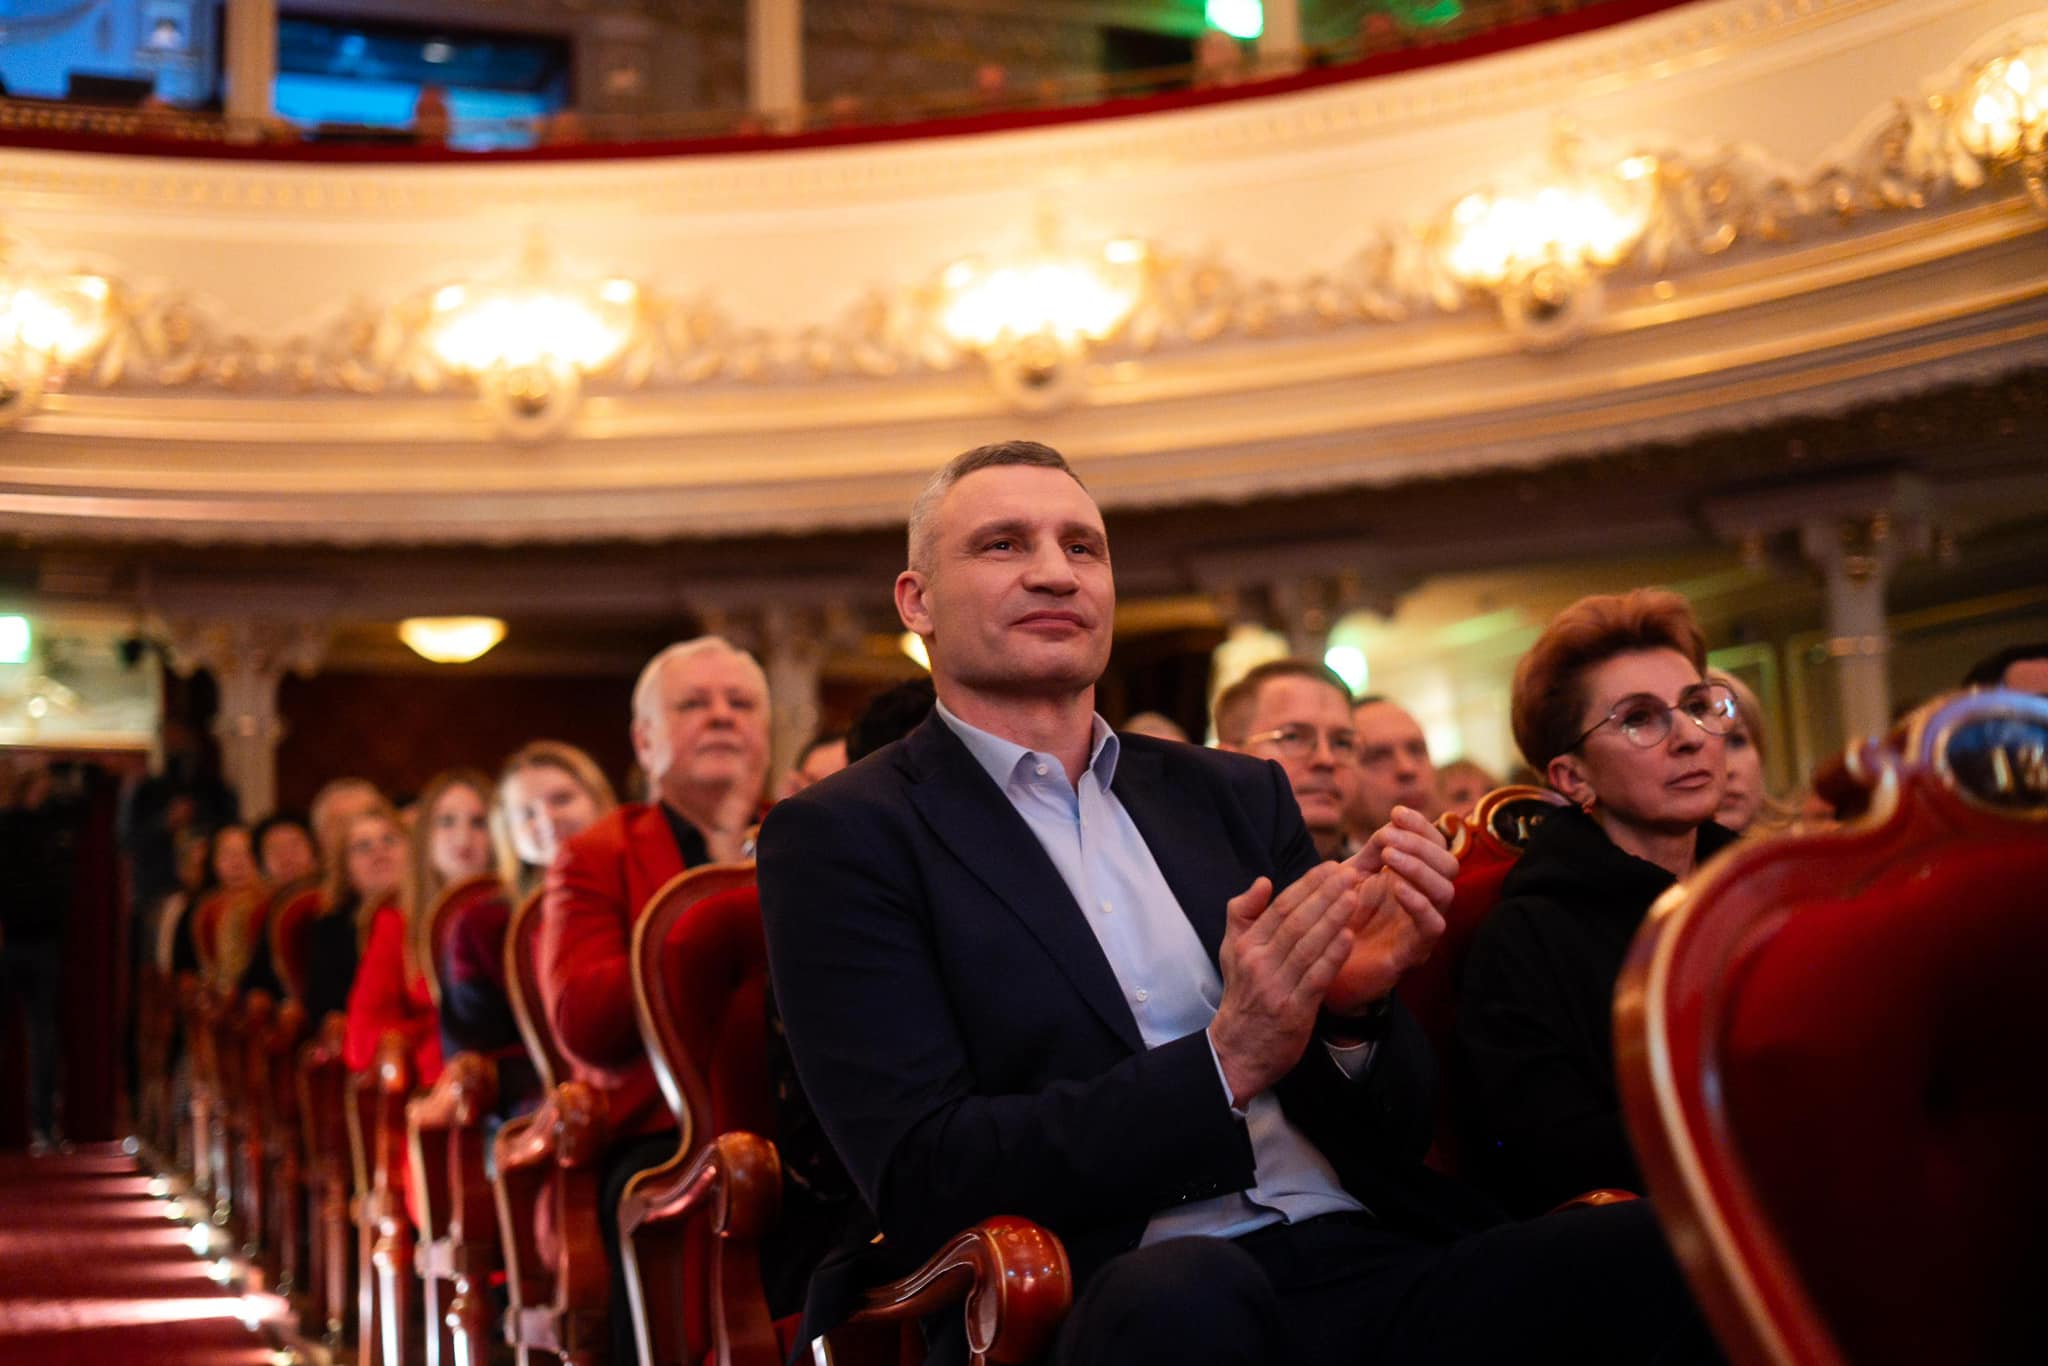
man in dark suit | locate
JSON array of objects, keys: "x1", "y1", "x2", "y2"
[
  {"x1": 760, "y1": 441, "x2": 1713, "y2": 1364},
  {"x1": 540, "y1": 634, "x2": 771, "y2": 1363}
]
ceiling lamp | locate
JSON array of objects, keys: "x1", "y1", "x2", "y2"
[
  {"x1": 398, "y1": 616, "x2": 507, "y2": 664},
  {"x1": 935, "y1": 215, "x2": 1151, "y2": 411},
  {"x1": 423, "y1": 238, "x2": 643, "y2": 440},
  {"x1": 1438, "y1": 137, "x2": 1658, "y2": 347},
  {"x1": 0, "y1": 251, "x2": 113, "y2": 429},
  {"x1": 1954, "y1": 43, "x2": 2048, "y2": 209}
]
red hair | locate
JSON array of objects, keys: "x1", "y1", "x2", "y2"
[{"x1": 1511, "y1": 588, "x2": 1707, "y2": 771}]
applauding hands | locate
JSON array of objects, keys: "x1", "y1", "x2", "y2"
[{"x1": 1208, "y1": 806, "x2": 1456, "y2": 1107}]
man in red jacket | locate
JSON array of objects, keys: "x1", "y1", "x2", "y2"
[{"x1": 539, "y1": 634, "x2": 770, "y2": 1363}]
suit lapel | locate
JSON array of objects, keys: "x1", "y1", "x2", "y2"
[
  {"x1": 1112, "y1": 743, "x2": 1239, "y2": 963},
  {"x1": 903, "y1": 718, "x2": 1142, "y2": 1053}
]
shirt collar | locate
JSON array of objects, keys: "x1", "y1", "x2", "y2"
[{"x1": 934, "y1": 698, "x2": 1120, "y2": 790}]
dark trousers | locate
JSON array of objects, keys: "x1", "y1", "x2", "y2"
[
  {"x1": 598, "y1": 1130, "x2": 680, "y2": 1366},
  {"x1": 1, "y1": 940, "x2": 62, "y2": 1139},
  {"x1": 1054, "y1": 1200, "x2": 1721, "y2": 1365}
]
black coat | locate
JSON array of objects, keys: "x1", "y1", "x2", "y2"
[
  {"x1": 1456, "y1": 805, "x2": 1738, "y2": 1215},
  {"x1": 759, "y1": 715, "x2": 1496, "y2": 1362}
]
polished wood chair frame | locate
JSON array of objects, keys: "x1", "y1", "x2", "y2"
[
  {"x1": 493, "y1": 885, "x2": 612, "y2": 1366},
  {"x1": 408, "y1": 873, "x2": 513, "y2": 1366},
  {"x1": 621, "y1": 864, "x2": 1073, "y2": 1366}
]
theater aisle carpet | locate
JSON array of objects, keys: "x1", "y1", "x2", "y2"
[{"x1": 0, "y1": 1146, "x2": 284, "y2": 1366}]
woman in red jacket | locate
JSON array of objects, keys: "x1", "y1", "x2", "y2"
[{"x1": 339, "y1": 800, "x2": 437, "y2": 1080}]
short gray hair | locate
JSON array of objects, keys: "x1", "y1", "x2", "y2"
[
  {"x1": 906, "y1": 440, "x2": 1086, "y2": 574},
  {"x1": 632, "y1": 636, "x2": 768, "y2": 725}
]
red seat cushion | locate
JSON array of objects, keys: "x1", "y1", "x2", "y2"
[
  {"x1": 1719, "y1": 838, "x2": 2048, "y2": 1365},
  {"x1": 658, "y1": 885, "x2": 774, "y2": 1141}
]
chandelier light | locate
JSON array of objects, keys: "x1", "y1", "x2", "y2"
[
  {"x1": 1954, "y1": 42, "x2": 2048, "y2": 209},
  {"x1": 1437, "y1": 138, "x2": 1659, "y2": 346},
  {"x1": 0, "y1": 259, "x2": 113, "y2": 427},
  {"x1": 398, "y1": 616, "x2": 507, "y2": 664},
  {"x1": 421, "y1": 239, "x2": 643, "y2": 440},
  {"x1": 934, "y1": 220, "x2": 1151, "y2": 412}
]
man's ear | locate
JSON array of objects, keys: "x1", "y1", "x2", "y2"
[
  {"x1": 895, "y1": 569, "x2": 933, "y2": 637},
  {"x1": 1546, "y1": 753, "x2": 1594, "y2": 807}
]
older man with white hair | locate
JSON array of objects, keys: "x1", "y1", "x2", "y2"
[{"x1": 539, "y1": 634, "x2": 771, "y2": 1363}]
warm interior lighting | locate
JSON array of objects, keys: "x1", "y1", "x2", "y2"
[
  {"x1": 429, "y1": 286, "x2": 631, "y2": 375},
  {"x1": 0, "y1": 614, "x2": 28, "y2": 665},
  {"x1": 1441, "y1": 154, "x2": 1657, "y2": 287},
  {"x1": 1207, "y1": 0, "x2": 1264, "y2": 41},
  {"x1": 899, "y1": 631, "x2": 931, "y2": 671},
  {"x1": 398, "y1": 616, "x2": 507, "y2": 664},
  {"x1": 1324, "y1": 644, "x2": 1370, "y2": 695},
  {"x1": 1957, "y1": 44, "x2": 2048, "y2": 160},
  {"x1": 938, "y1": 235, "x2": 1148, "y2": 351},
  {"x1": 0, "y1": 273, "x2": 111, "y2": 366}
]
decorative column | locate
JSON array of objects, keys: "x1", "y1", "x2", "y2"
[
  {"x1": 759, "y1": 603, "x2": 832, "y2": 785},
  {"x1": 164, "y1": 619, "x2": 328, "y2": 821},
  {"x1": 1798, "y1": 514, "x2": 1921, "y2": 747},
  {"x1": 749, "y1": 0, "x2": 804, "y2": 132},
  {"x1": 1704, "y1": 472, "x2": 1931, "y2": 756},
  {"x1": 222, "y1": 0, "x2": 278, "y2": 123},
  {"x1": 1257, "y1": 0, "x2": 1306, "y2": 76}
]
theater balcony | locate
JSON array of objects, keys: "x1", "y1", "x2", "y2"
[{"x1": 2, "y1": 0, "x2": 2045, "y2": 805}]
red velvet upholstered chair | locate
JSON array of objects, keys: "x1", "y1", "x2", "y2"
[
  {"x1": 408, "y1": 873, "x2": 512, "y2": 1366},
  {"x1": 619, "y1": 863, "x2": 1072, "y2": 1366},
  {"x1": 493, "y1": 887, "x2": 613, "y2": 1366},
  {"x1": 1408, "y1": 785, "x2": 1569, "y2": 1173},
  {"x1": 270, "y1": 882, "x2": 327, "y2": 1004},
  {"x1": 1615, "y1": 689, "x2": 2048, "y2": 1366}
]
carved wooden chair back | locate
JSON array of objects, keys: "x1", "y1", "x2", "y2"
[{"x1": 620, "y1": 862, "x2": 773, "y2": 1366}]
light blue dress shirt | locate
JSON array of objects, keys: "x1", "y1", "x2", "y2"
[{"x1": 934, "y1": 701, "x2": 1364, "y2": 1245}]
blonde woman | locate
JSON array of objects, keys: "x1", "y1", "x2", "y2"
[
  {"x1": 340, "y1": 771, "x2": 492, "y2": 1080},
  {"x1": 437, "y1": 745, "x2": 616, "y2": 1117},
  {"x1": 493, "y1": 742, "x2": 617, "y2": 895},
  {"x1": 1708, "y1": 670, "x2": 1797, "y2": 835}
]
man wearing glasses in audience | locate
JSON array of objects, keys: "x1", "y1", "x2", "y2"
[
  {"x1": 1213, "y1": 660, "x2": 1364, "y2": 861},
  {"x1": 759, "y1": 442, "x2": 1718, "y2": 1366}
]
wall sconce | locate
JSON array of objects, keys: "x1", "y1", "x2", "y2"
[
  {"x1": 1953, "y1": 43, "x2": 2048, "y2": 210},
  {"x1": 0, "y1": 258, "x2": 113, "y2": 429},
  {"x1": 935, "y1": 218, "x2": 1150, "y2": 412},
  {"x1": 1437, "y1": 138, "x2": 1658, "y2": 348},
  {"x1": 398, "y1": 616, "x2": 507, "y2": 664},
  {"x1": 424, "y1": 240, "x2": 642, "y2": 441}
]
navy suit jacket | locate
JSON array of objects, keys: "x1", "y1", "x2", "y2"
[{"x1": 758, "y1": 716, "x2": 1497, "y2": 1352}]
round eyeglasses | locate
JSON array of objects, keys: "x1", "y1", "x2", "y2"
[
  {"x1": 1569, "y1": 682, "x2": 1739, "y2": 751},
  {"x1": 1243, "y1": 724, "x2": 1359, "y2": 763}
]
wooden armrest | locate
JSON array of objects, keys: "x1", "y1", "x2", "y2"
[
  {"x1": 845, "y1": 1216, "x2": 1071, "y2": 1366},
  {"x1": 617, "y1": 1130, "x2": 781, "y2": 1242},
  {"x1": 1552, "y1": 1188, "x2": 1640, "y2": 1212},
  {"x1": 409, "y1": 1052, "x2": 499, "y2": 1134}
]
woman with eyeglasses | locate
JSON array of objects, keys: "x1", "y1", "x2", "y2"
[{"x1": 1455, "y1": 588, "x2": 1741, "y2": 1214}]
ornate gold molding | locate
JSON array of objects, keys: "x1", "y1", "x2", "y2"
[{"x1": 1, "y1": 11, "x2": 2043, "y2": 423}]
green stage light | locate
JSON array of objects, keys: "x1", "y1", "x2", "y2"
[{"x1": 1207, "y1": 1, "x2": 1264, "y2": 42}]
